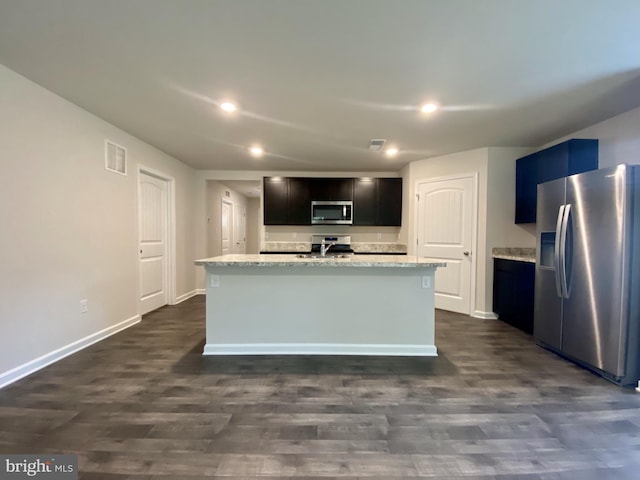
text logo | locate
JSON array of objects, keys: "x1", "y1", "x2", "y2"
[{"x1": 0, "y1": 455, "x2": 77, "y2": 479}]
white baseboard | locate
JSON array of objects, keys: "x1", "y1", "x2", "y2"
[
  {"x1": 174, "y1": 289, "x2": 204, "y2": 304},
  {"x1": 472, "y1": 310, "x2": 498, "y2": 319},
  {"x1": 203, "y1": 343, "x2": 438, "y2": 356},
  {"x1": 0, "y1": 314, "x2": 141, "y2": 389}
]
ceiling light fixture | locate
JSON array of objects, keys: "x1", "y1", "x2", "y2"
[
  {"x1": 385, "y1": 147, "x2": 399, "y2": 157},
  {"x1": 421, "y1": 103, "x2": 438, "y2": 113},
  {"x1": 220, "y1": 101, "x2": 237, "y2": 113},
  {"x1": 249, "y1": 146, "x2": 263, "y2": 157}
]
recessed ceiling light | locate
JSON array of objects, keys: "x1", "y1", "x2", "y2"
[
  {"x1": 220, "y1": 102, "x2": 237, "y2": 113},
  {"x1": 421, "y1": 103, "x2": 438, "y2": 113},
  {"x1": 386, "y1": 147, "x2": 399, "y2": 157},
  {"x1": 249, "y1": 146, "x2": 263, "y2": 157}
]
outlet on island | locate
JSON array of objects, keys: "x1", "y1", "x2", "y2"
[{"x1": 80, "y1": 299, "x2": 88, "y2": 314}]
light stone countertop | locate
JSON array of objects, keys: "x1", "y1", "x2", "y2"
[
  {"x1": 261, "y1": 242, "x2": 408, "y2": 254},
  {"x1": 195, "y1": 254, "x2": 444, "y2": 268},
  {"x1": 492, "y1": 247, "x2": 536, "y2": 263}
]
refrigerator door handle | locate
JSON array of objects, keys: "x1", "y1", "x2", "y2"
[
  {"x1": 559, "y1": 204, "x2": 572, "y2": 299},
  {"x1": 554, "y1": 205, "x2": 565, "y2": 298}
]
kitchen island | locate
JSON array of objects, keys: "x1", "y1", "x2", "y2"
[{"x1": 194, "y1": 254, "x2": 444, "y2": 356}]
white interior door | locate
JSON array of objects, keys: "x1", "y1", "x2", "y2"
[
  {"x1": 221, "y1": 198, "x2": 233, "y2": 255},
  {"x1": 417, "y1": 175, "x2": 475, "y2": 315},
  {"x1": 234, "y1": 205, "x2": 247, "y2": 254},
  {"x1": 139, "y1": 172, "x2": 168, "y2": 314}
]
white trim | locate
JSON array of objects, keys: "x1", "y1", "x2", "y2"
[
  {"x1": 221, "y1": 197, "x2": 234, "y2": 255},
  {"x1": 472, "y1": 310, "x2": 498, "y2": 319},
  {"x1": 174, "y1": 289, "x2": 204, "y2": 304},
  {"x1": 414, "y1": 172, "x2": 479, "y2": 316},
  {"x1": 137, "y1": 165, "x2": 177, "y2": 308},
  {"x1": 203, "y1": 343, "x2": 438, "y2": 356},
  {"x1": 0, "y1": 315, "x2": 141, "y2": 389}
]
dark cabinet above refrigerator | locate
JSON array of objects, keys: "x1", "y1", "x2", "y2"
[{"x1": 515, "y1": 139, "x2": 598, "y2": 224}]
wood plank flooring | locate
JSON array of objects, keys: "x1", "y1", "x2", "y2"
[{"x1": 1, "y1": 295, "x2": 640, "y2": 479}]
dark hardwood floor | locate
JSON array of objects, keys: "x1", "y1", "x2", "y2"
[{"x1": 1, "y1": 295, "x2": 640, "y2": 479}]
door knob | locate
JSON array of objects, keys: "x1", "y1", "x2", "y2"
[{"x1": 463, "y1": 251, "x2": 470, "y2": 256}]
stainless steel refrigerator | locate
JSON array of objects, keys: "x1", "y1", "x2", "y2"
[{"x1": 535, "y1": 164, "x2": 640, "y2": 386}]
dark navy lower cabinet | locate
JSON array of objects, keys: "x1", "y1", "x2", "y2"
[{"x1": 493, "y1": 258, "x2": 535, "y2": 334}]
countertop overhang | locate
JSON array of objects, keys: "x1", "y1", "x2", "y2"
[{"x1": 195, "y1": 254, "x2": 444, "y2": 268}]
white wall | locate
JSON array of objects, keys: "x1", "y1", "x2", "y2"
[
  {"x1": 0, "y1": 65, "x2": 198, "y2": 386},
  {"x1": 544, "y1": 106, "x2": 640, "y2": 169},
  {"x1": 401, "y1": 147, "x2": 532, "y2": 317},
  {"x1": 246, "y1": 198, "x2": 261, "y2": 254}
]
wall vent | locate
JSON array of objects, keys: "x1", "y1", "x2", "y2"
[{"x1": 105, "y1": 140, "x2": 127, "y2": 175}]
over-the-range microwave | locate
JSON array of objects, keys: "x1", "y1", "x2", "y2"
[{"x1": 311, "y1": 200, "x2": 353, "y2": 225}]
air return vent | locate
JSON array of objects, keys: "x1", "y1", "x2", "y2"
[
  {"x1": 105, "y1": 140, "x2": 127, "y2": 175},
  {"x1": 368, "y1": 139, "x2": 386, "y2": 151}
]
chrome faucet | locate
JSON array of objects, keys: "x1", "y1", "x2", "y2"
[{"x1": 320, "y1": 238, "x2": 335, "y2": 257}]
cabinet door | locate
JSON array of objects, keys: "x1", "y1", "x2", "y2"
[
  {"x1": 540, "y1": 143, "x2": 569, "y2": 183},
  {"x1": 353, "y1": 178, "x2": 376, "y2": 225},
  {"x1": 309, "y1": 178, "x2": 353, "y2": 200},
  {"x1": 515, "y1": 139, "x2": 598, "y2": 224},
  {"x1": 263, "y1": 177, "x2": 288, "y2": 225},
  {"x1": 376, "y1": 178, "x2": 402, "y2": 226},
  {"x1": 515, "y1": 154, "x2": 539, "y2": 223},
  {"x1": 493, "y1": 259, "x2": 535, "y2": 334},
  {"x1": 309, "y1": 179, "x2": 331, "y2": 200},
  {"x1": 333, "y1": 178, "x2": 354, "y2": 200},
  {"x1": 567, "y1": 139, "x2": 598, "y2": 175},
  {"x1": 287, "y1": 178, "x2": 311, "y2": 225}
]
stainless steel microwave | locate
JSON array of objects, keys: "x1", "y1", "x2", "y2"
[{"x1": 311, "y1": 201, "x2": 353, "y2": 225}]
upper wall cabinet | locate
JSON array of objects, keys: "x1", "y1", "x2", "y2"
[
  {"x1": 263, "y1": 177, "x2": 402, "y2": 226},
  {"x1": 515, "y1": 139, "x2": 598, "y2": 223},
  {"x1": 309, "y1": 178, "x2": 353, "y2": 201},
  {"x1": 353, "y1": 177, "x2": 402, "y2": 226}
]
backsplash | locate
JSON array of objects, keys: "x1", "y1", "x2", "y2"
[
  {"x1": 262, "y1": 225, "x2": 405, "y2": 253},
  {"x1": 264, "y1": 225, "x2": 401, "y2": 243}
]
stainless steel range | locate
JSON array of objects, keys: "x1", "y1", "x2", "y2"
[{"x1": 310, "y1": 235, "x2": 353, "y2": 256}]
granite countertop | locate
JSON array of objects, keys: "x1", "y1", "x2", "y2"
[
  {"x1": 195, "y1": 254, "x2": 444, "y2": 268},
  {"x1": 492, "y1": 247, "x2": 536, "y2": 263},
  {"x1": 261, "y1": 242, "x2": 408, "y2": 254}
]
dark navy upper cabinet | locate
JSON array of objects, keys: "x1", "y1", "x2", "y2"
[{"x1": 515, "y1": 139, "x2": 598, "y2": 223}]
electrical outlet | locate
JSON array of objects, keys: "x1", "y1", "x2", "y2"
[
  {"x1": 421, "y1": 276, "x2": 432, "y2": 289},
  {"x1": 80, "y1": 299, "x2": 88, "y2": 313},
  {"x1": 377, "y1": 233, "x2": 382, "y2": 240},
  {"x1": 292, "y1": 232, "x2": 297, "y2": 239},
  {"x1": 210, "y1": 275, "x2": 220, "y2": 288}
]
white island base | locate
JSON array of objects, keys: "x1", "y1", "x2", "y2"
[{"x1": 195, "y1": 255, "x2": 444, "y2": 357}]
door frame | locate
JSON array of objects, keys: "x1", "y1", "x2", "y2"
[
  {"x1": 221, "y1": 197, "x2": 234, "y2": 255},
  {"x1": 413, "y1": 172, "x2": 479, "y2": 316},
  {"x1": 137, "y1": 165, "x2": 176, "y2": 309}
]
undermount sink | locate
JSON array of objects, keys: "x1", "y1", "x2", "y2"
[{"x1": 296, "y1": 254, "x2": 351, "y2": 259}]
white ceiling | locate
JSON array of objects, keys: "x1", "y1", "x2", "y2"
[{"x1": 1, "y1": 0, "x2": 639, "y2": 172}]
